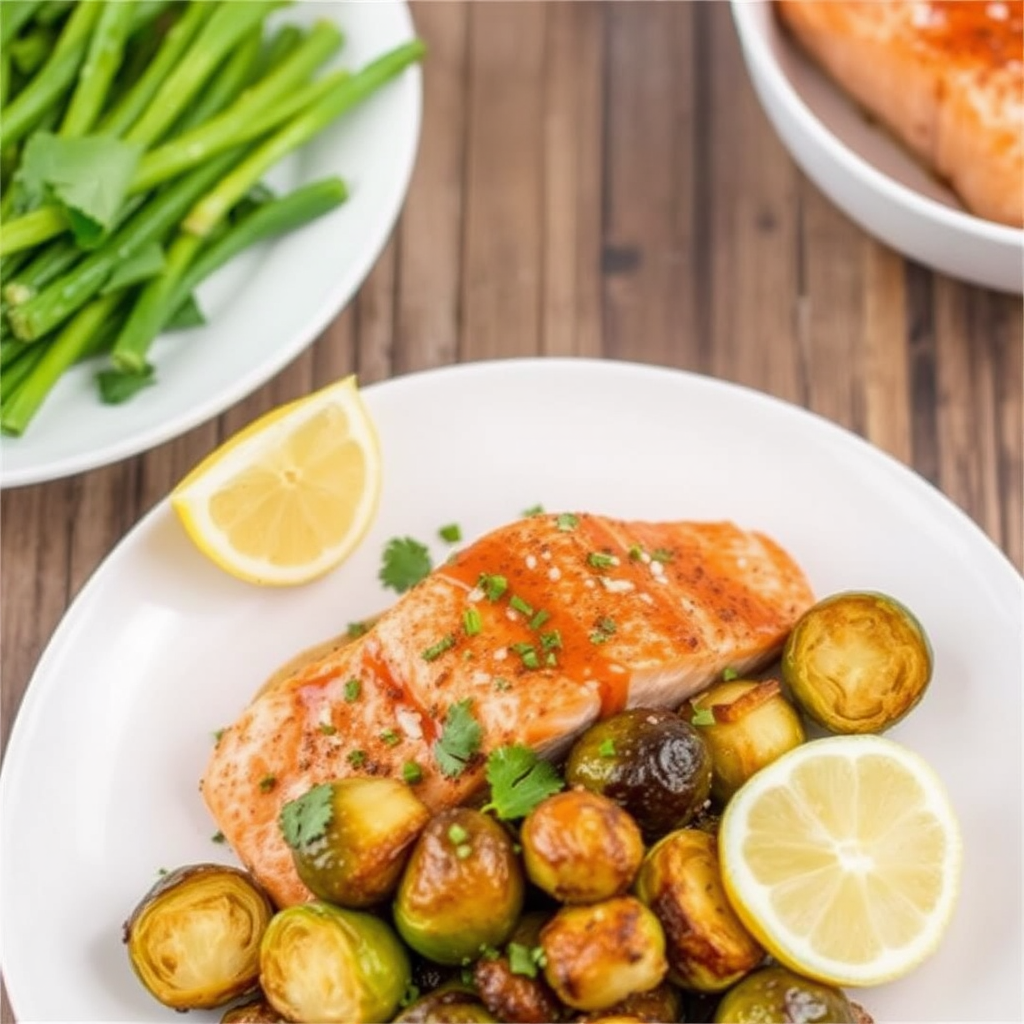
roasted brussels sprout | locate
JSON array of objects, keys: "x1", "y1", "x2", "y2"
[
  {"x1": 541, "y1": 896, "x2": 668, "y2": 1012},
  {"x1": 123, "y1": 863, "x2": 274, "y2": 1011},
  {"x1": 394, "y1": 807, "x2": 525, "y2": 964},
  {"x1": 713, "y1": 966, "x2": 856, "y2": 1023},
  {"x1": 634, "y1": 828, "x2": 763, "y2": 992},
  {"x1": 394, "y1": 983, "x2": 499, "y2": 1023},
  {"x1": 522, "y1": 789, "x2": 644, "y2": 903},
  {"x1": 575, "y1": 982, "x2": 684, "y2": 1022},
  {"x1": 474, "y1": 912, "x2": 565, "y2": 1024},
  {"x1": 279, "y1": 776, "x2": 430, "y2": 907},
  {"x1": 782, "y1": 591, "x2": 932, "y2": 734},
  {"x1": 259, "y1": 901, "x2": 410, "y2": 1023},
  {"x1": 221, "y1": 994, "x2": 285, "y2": 1022},
  {"x1": 685, "y1": 680, "x2": 805, "y2": 801},
  {"x1": 565, "y1": 709, "x2": 713, "y2": 840}
]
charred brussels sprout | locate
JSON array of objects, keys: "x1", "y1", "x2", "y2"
[
  {"x1": 713, "y1": 966, "x2": 856, "y2": 1023},
  {"x1": 634, "y1": 829, "x2": 763, "y2": 992},
  {"x1": 540, "y1": 896, "x2": 668, "y2": 1012},
  {"x1": 221, "y1": 994, "x2": 285, "y2": 1022},
  {"x1": 123, "y1": 863, "x2": 273, "y2": 1011},
  {"x1": 259, "y1": 901, "x2": 410, "y2": 1023},
  {"x1": 279, "y1": 776, "x2": 430, "y2": 907},
  {"x1": 685, "y1": 680, "x2": 805, "y2": 801},
  {"x1": 474, "y1": 912, "x2": 565, "y2": 1024},
  {"x1": 394, "y1": 983, "x2": 500, "y2": 1022},
  {"x1": 522, "y1": 790, "x2": 644, "y2": 903},
  {"x1": 782, "y1": 591, "x2": 932, "y2": 734},
  {"x1": 565, "y1": 708, "x2": 713, "y2": 840},
  {"x1": 575, "y1": 982, "x2": 684, "y2": 1023},
  {"x1": 394, "y1": 807, "x2": 525, "y2": 964}
]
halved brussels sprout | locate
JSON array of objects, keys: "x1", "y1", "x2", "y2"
[
  {"x1": 394, "y1": 807, "x2": 525, "y2": 965},
  {"x1": 473, "y1": 912, "x2": 565, "y2": 1024},
  {"x1": 565, "y1": 708, "x2": 713, "y2": 840},
  {"x1": 220, "y1": 994, "x2": 284, "y2": 1022},
  {"x1": 540, "y1": 896, "x2": 668, "y2": 1012},
  {"x1": 634, "y1": 828, "x2": 763, "y2": 992},
  {"x1": 279, "y1": 776, "x2": 430, "y2": 907},
  {"x1": 259, "y1": 901, "x2": 410, "y2": 1023},
  {"x1": 685, "y1": 680, "x2": 805, "y2": 801},
  {"x1": 522, "y1": 790, "x2": 644, "y2": 903},
  {"x1": 713, "y1": 965, "x2": 856, "y2": 1023},
  {"x1": 123, "y1": 863, "x2": 274, "y2": 1011},
  {"x1": 394, "y1": 983, "x2": 499, "y2": 1023},
  {"x1": 782, "y1": 591, "x2": 932, "y2": 734}
]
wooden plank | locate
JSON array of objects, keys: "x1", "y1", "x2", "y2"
[{"x1": 459, "y1": 1, "x2": 547, "y2": 361}]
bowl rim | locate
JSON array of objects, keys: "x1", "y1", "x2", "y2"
[{"x1": 729, "y1": 0, "x2": 1024, "y2": 248}]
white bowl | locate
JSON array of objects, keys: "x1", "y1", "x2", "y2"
[{"x1": 731, "y1": 0, "x2": 1023, "y2": 294}]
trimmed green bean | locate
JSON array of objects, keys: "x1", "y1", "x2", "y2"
[{"x1": 0, "y1": 1, "x2": 44, "y2": 47}]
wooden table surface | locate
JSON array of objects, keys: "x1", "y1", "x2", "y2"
[{"x1": 0, "y1": 2, "x2": 1021, "y2": 1019}]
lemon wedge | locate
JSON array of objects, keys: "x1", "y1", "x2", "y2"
[
  {"x1": 171, "y1": 376, "x2": 381, "y2": 586},
  {"x1": 718, "y1": 734, "x2": 962, "y2": 988}
]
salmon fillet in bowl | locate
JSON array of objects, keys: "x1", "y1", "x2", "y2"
[{"x1": 730, "y1": 0, "x2": 1024, "y2": 294}]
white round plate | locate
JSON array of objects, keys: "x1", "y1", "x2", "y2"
[
  {"x1": 731, "y1": 0, "x2": 1023, "y2": 294},
  {"x1": 1, "y1": 359, "x2": 1021, "y2": 1023},
  {"x1": 0, "y1": 1, "x2": 422, "y2": 489}
]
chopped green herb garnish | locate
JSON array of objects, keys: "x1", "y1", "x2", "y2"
[
  {"x1": 628, "y1": 544, "x2": 645, "y2": 561},
  {"x1": 556, "y1": 512, "x2": 579, "y2": 531},
  {"x1": 545, "y1": 651, "x2": 558, "y2": 667},
  {"x1": 651, "y1": 547, "x2": 675, "y2": 563},
  {"x1": 511, "y1": 642, "x2": 540, "y2": 669},
  {"x1": 455, "y1": 843, "x2": 472, "y2": 859},
  {"x1": 691, "y1": 707, "x2": 716, "y2": 727},
  {"x1": 529, "y1": 609, "x2": 551, "y2": 630},
  {"x1": 280, "y1": 782, "x2": 335, "y2": 849},
  {"x1": 510, "y1": 594, "x2": 533, "y2": 617},
  {"x1": 463, "y1": 607, "x2": 482, "y2": 636},
  {"x1": 589, "y1": 630, "x2": 610, "y2": 644},
  {"x1": 508, "y1": 942, "x2": 540, "y2": 978},
  {"x1": 482, "y1": 744, "x2": 565, "y2": 820},
  {"x1": 434, "y1": 699, "x2": 483, "y2": 778},
  {"x1": 722, "y1": 666, "x2": 740, "y2": 681},
  {"x1": 447, "y1": 823, "x2": 469, "y2": 844},
  {"x1": 212, "y1": 728, "x2": 225, "y2": 745},
  {"x1": 540, "y1": 630, "x2": 562, "y2": 651},
  {"x1": 380, "y1": 537, "x2": 433, "y2": 593},
  {"x1": 494, "y1": 677, "x2": 513, "y2": 692},
  {"x1": 479, "y1": 944, "x2": 501, "y2": 961},
  {"x1": 423, "y1": 634, "x2": 457, "y2": 661},
  {"x1": 319, "y1": 722, "x2": 337, "y2": 736},
  {"x1": 402, "y1": 761, "x2": 423, "y2": 784},
  {"x1": 344, "y1": 678, "x2": 361, "y2": 702},
  {"x1": 598, "y1": 738, "x2": 616, "y2": 757},
  {"x1": 258, "y1": 775, "x2": 277, "y2": 793},
  {"x1": 157, "y1": 867, "x2": 169, "y2": 876},
  {"x1": 380, "y1": 728, "x2": 401, "y2": 747},
  {"x1": 587, "y1": 551, "x2": 615, "y2": 570},
  {"x1": 211, "y1": 831, "x2": 226, "y2": 844},
  {"x1": 478, "y1": 572, "x2": 508, "y2": 601},
  {"x1": 347, "y1": 620, "x2": 369, "y2": 639},
  {"x1": 522, "y1": 504, "x2": 544, "y2": 517},
  {"x1": 597, "y1": 616, "x2": 616, "y2": 634},
  {"x1": 439, "y1": 523, "x2": 462, "y2": 543},
  {"x1": 347, "y1": 749, "x2": 367, "y2": 768}
]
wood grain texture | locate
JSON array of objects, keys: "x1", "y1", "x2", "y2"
[{"x1": 1, "y1": 3, "x2": 1021, "y2": 1019}]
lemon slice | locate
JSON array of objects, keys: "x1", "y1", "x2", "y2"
[
  {"x1": 171, "y1": 376, "x2": 381, "y2": 586},
  {"x1": 718, "y1": 734, "x2": 962, "y2": 988}
]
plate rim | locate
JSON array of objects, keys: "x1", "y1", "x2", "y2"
[
  {"x1": 0, "y1": 0, "x2": 423, "y2": 491},
  {"x1": 729, "y1": 0, "x2": 1024, "y2": 247},
  {"x1": 1, "y1": 356, "x2": 1021, "y2": 1021}
]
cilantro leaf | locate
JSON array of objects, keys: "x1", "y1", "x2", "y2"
[
  {"x1": 380, "y1": 536, "x2": 433, "y2": 593},
  {"x1": 279, "y1": 782, "x2": 334, "y2": 849},
  {"x1": 163, "y1": 293, "x2": 207, "y2": 330},
  {"x1": 433, "y1": 699, "x2": 483, "y2": 778},
  {"x1": 482, "y1": 744, "x2": 564, "y2": 820},
  {"x1": 18, "y1": 132, "x2": 143, "y2": 247},
  {"x1": 96, "y1": 365, "x2": 156, "y2": 405}
]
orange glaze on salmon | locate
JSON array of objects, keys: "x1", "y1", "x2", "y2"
[
  {"x1": 776, "y1": 0, "x2": 1024, "y2": 226},
  {"x1": 202, "y1": 514, "x2": 814, "y2": 907}
]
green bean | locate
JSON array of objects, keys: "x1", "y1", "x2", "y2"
[{"x1": 0, "y1": 1, "x2": 44, "y2": 47}]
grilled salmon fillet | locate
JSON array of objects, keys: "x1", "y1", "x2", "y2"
[
  {"x1": 202, "y1": 514, "x2": 814, "y2": 907},
  {"x1": 776, "y1": 0, "x2": 1024, "y2": 226}
]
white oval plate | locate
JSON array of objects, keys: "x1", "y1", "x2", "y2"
[
  {"x1": 1, "y1": 359, "x2": 1021, "y2": 1022},
  {"x1": 731, "y1": 0, "x2": 1023, "y2": 294},
  {"x1": 0, "y1": 1, "x2": 422, "y2": 489}
]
